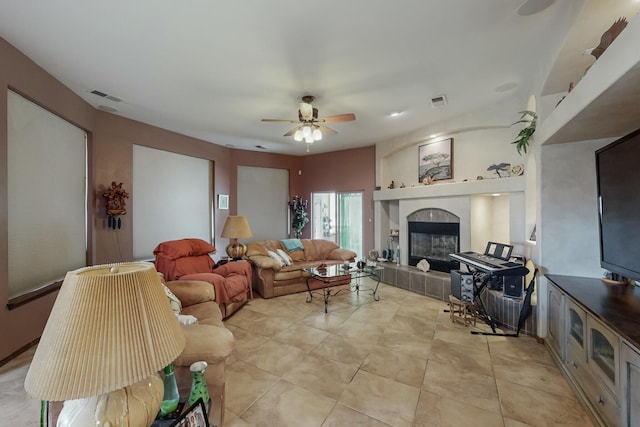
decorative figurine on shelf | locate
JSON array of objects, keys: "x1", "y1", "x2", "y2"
[
  {"x1": 103, "y1": 181, "x2": 129, "y2": 229},
  {"x1": 289, "y1": 195, "x2": 309, "y2": 238},
  {"x1": 388, "y1": 180, "x2": 395, "y2": 189},
  {"x1": 422, "y1": 176, "x2": 434, "y2": 185}
]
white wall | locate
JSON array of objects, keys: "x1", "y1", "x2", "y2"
[{"x1": 539, "y1": 138, "x2": 611, "y2": 278}]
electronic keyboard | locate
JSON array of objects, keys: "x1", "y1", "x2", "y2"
[{"x1": 449, "y1": 251, "x2": 528, "y2": 276}]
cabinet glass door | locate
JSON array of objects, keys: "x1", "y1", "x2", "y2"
[
  {"x1": 591, "y1": 328, "x2": 615, "y2": 383},
  {"x1": 587, "y1": 316, "x2": 618, "y2": 394},
  {"x1": 568, "y1": 306, "x2": 584, "y2": 348}
]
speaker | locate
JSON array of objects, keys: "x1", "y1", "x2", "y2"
[
  {"x1": 503, "y1": 276, "x2": 524, "y2": 299},
  {"x1": 451, "y1": 270, "x2": 474, "y2": 302}
]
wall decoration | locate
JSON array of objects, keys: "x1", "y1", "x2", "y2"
[
  {"x1": 418, "y1": 138, "x2": 453, "y2": 182},
  {"x1": 218, "y1": 194, "x2": 229, "y2": 210},
  {"x1": 487, "y1": 163, "x2": 511, "y2": 178},
  {"x1": 103, "y1": 181, "x2": 129, "y2": 229}
]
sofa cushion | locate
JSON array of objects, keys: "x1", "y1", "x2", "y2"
[
  {"x1": 153, "y1": 238, "x2": 216, "y2": 260},
  {"x1": 171, "y1": 255, "x2": 216, "y2": 279},
  {"x1": 180, "y1": 300, "x2": 223, "y2": 325},
  {"x1": 175, "y1": 324, "x2": 234, "y2": 366}
]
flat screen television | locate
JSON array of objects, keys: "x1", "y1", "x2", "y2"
[{"x1": 596, "y1": 128, "x2": 640, "y2": 282}]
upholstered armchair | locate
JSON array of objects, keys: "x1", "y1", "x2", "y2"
[
  {"x1": 165, "y1": 279, "x2": 234, "y2": 427},
  {"x1": 154, "y1": 238, "x2": 252, "y2": 318}
]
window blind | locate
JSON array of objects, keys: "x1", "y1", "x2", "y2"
[
  {"x1": 7, "y1": 90, "x2": 87, "y2": 299},
  {"x1": 132, "y1": 145, "x2": 212, "y2": 260}
]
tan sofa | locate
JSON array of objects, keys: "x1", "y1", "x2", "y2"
[
  {"x1": 165, "y1": 279, "x2": 234, "y2": 427},
  {"x1": 246, "y1": 239, "x2": 357, "y2": 298}
]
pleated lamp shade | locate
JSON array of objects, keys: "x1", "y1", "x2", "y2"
[{"x1": 24, "y1": 262, "x2": 186, "y2": 401}]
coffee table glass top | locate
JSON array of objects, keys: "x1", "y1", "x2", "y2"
[{"x1": 305, "y1": 263, "x2": 383, "y2": 278}]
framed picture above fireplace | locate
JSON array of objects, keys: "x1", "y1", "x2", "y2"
[{"x1": 418, "y1": 138, "x2": 453, "y2": 183}]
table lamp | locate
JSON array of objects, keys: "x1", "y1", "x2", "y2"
[
  {"x1": 24, "y1": 262, "x2": 186, "y2": 426},
  {"x1": 221, "y1": 215, "x2": 253, "y2": 259}
]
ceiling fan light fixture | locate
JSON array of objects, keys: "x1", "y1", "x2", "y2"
[
  {"x1": 294, "y1": 129, "x2": 303, "y2": 141},
  {"x1": 312, "y1": 128, "x2": 322, "y2": 140},
  {"x1": 304, "y1": 135, "x2": 314, "y2": 144},
  {"x1": 302, "y1": 126, "x2": 312, "y2": 138}
]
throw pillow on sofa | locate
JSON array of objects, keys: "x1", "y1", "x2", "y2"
[
  {"x1": 267, "y1": 250, "x2": 285, "y2": 266},
  {"x1": 276, "y1": 249, "x2": 293, "y2": 266}
]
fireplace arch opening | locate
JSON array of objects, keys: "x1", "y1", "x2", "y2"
[{"x1": 408, "y1": 208, "x2": 460, "y2": 273}]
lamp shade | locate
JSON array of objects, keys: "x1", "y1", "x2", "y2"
[
  {"x1": 24, "y1": 262, "x2": 186, "y2": 401},
  {"x1": 220, "y1": 215, "x2": 253, "y2": 239}
]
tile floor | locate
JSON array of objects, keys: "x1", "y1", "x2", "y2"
[{"x1": 0, "y1": 280, "x2": 594, "y2": 426}]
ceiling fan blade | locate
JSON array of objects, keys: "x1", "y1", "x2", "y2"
[
  {"x1": 318, "y1": 124, "x2": 337, "y2": 135},
  {"x1": 283, "y1": 127, "x2": 300, "y2": 137},
  {"x1": 319, "y1": 113, "x2": 356, "y2": 123},
  {"x1": 262, "y1": 118, "x2": 301, "y2": 123}
]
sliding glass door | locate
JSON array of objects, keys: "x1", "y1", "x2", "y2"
[{"x1": 311, "y1": 191, "x2": 363, "y2": 259}]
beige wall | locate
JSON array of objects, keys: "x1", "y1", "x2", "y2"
[{"x1": 0, "y1": 36, "x2": 376, "y2": 362}]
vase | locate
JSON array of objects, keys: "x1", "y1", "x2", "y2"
[
  {"x1": 188, "y1": 361, "x2": 210, "y2": 406},
  {"x1": 159, "y1": 363, "x2": 180, "y2": 416}
]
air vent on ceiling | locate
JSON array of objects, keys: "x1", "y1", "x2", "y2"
[
  {"x1": 90, "y1": 89, "x2": 122, "y2": 102},
  {"x1": 430, "y1": 95, "x2": 447, "y2": 108}
]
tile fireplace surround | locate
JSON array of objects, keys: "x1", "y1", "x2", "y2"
[{"x1": 380, "y1": 263, "x2": 537, "y2": 336}]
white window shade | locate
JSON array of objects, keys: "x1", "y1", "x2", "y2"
[
  {"x1": 7, "y1": 90, "x2": 87, "y2": 299},
  {"x1": 133, "y1": 145, "x2": 212, "y2": 260}
]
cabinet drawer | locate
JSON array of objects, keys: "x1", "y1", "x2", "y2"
[{"x1": 579, "y1": 367, "x2": 620, "y2": 427}]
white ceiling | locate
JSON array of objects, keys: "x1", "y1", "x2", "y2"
[{"x1": 0, "y1": 1, "x2": 638, "y2": 155}]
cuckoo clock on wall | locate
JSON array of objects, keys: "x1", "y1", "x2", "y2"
[{"x1": 103, "y1": 181, "x2": 129, "y2": 229}]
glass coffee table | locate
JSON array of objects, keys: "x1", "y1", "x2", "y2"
[{"x1": 304, "y1": 263, "x2": 384, "y2": 313}]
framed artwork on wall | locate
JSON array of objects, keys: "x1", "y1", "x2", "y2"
[
  {"x1": 218, "y1": 194, "x2": 229, "y2": 210},
  {"x1": 418, "y1": 138, "x2": 453, "y2": 183}
]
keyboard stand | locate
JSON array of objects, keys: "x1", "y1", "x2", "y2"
[{"x1": 454, "y1": 264, "x2": 530, "y2": 337}]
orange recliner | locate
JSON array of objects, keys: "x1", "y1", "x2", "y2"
[{"x1": 153, "y1": 238, "x2": 252, "y2": 318}]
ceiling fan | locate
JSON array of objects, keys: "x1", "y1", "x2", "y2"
[{"x1": 261, "y1": 95, "x2": 356, "y2": 144}]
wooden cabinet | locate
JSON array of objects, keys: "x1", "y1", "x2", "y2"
[
  {"x1": 544, "y1": 276, "x2": 638, "y2": 427},
  {"x1": 620, "y1": 342, "x2": 640, "y2": 427},
  {"x1": 547, "y1": 281, "x2": 565, "y2": 361}
]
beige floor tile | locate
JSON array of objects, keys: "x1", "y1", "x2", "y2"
[
  {"x1": 240, "y1": 379, "x2": 336, "y2": 427},
  {"x1": 226, "y1": 324, "x2": 270, "y2": 359},
  {"x1": 335, "y1": 316, "x2": 385, "y2": 343},
  {"x1": 503, "y1": 417, "x2": 533, "y2": 427},
  {"x1": 282, "y1": 354, "x2": 360, "y2": 400},
  {"x1": 225, "y1": 360, "x2": 279, "y2": 415},
  {"x1": 491, "y1": 353, "x2": 574, "y2": 398},
  {"x1": 340, "y1": 370, "x2": 420, "y2": 427},
  {"x1": 322, "y1": 403, "x2": 391, "y2": 426},
  {"x1": 272, "y1": 323, "x2": 330, "y2": 352},
  {"x1": 422, "y1": 358, "x2": 501, "y2": 414},
  {"x1": 428, "y1": 338, "x2": 493, "y2": 376},
  {"x1": 385, "y1": 312, "x2": 438, "y2": 338},
  {"x1": 488, "y1": 336, "x2": 556, "y2": 367},
  {"x1": 224, "y1": 409, "x2": 256, "y2": 427},
  {"x1": 361, "y1": 345, "x2": 427, "y2": 387},
  {"x1": 496, "y1": 379, "x2": 594, "y2": 427},
  {"x1": 242, "y1": 340, "x2": 306, "y2": 376},
  {"x1": 376, "y1": 328, "x2": 433, "y2": 358},
  {"x1": 309, "y1": 333, "x2": 372, "y2": 365},
  {"x1": 300, "y1": 311, "x2": 349, "y2": 333},
  {"x1": 414, "y1": 390, "x2": 504, "y2": 427},
  {"x1": 433, "y1": 326, "x2": 489, "y2": 351}
]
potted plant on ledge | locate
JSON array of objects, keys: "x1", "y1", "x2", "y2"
[{"x1": 510, "y1": 110, "x2": 537, "y2": 155}]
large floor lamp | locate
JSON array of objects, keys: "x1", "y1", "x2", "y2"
[{"x1": 24, "y1": 262, "x2": 186, "y2": 426}]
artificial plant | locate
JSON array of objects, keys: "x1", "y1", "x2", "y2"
[
  {"x1": 290, "y1": 196, "x2": 309, "y2": 238},
  {"x1": 510, "y1": 110, "x2": 537, "y2": 155}
]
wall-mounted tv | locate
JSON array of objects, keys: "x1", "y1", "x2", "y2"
[{"x1": 596, "y1": 128, "x2": 640, "y2": 282}]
